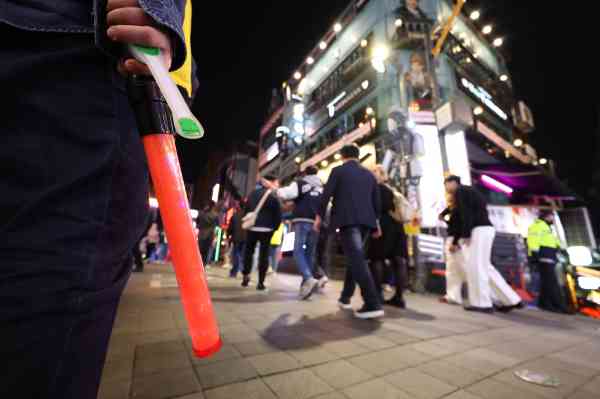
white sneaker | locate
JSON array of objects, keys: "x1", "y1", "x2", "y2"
[
  {"x1": 354, "y1": 305, "x2": 385, "y2": 319},
  {"x1": 338, "y1": 300, "x2": 353, "y2": 310},
  {"x1": 299, "y1": 278, "x2": 318, "y2": 300},
  {"x1": 318, "y1": 276, "x2": 329, "y2": 290},
  {"x1": 383, "y1": 284, "x2": 393, "y2": 293}
]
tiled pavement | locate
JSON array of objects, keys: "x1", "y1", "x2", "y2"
[{"x1": 99, "y1": 263, "x2": 600, "y2": 399}]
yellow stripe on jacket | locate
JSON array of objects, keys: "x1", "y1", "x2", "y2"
[{"x1": 170, "y1": 0, "x2": 192, "y2": 97}]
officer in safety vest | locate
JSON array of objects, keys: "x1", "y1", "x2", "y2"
[
  {"x1": 527, "y1": 210, "x2": 569, "y2": 313},
  {"x1": 170, "y1": 0, "x2": 197, "y2": 102}
]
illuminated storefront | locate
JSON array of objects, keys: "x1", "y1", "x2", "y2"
[{"x1": 256, "y1": 0, "x2": 596, "y2": 299}]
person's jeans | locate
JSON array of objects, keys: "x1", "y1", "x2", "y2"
[
  {"x1": 0, "y1": 26, "x2": 148, "y2": 398},
  {"x1": 293, "y1": 222, "x2": 318, "y2": 283},
  {"x1": 339, "y1": 226, "x2": 381, "y2": 308},
  {"x1": 230, "y1": 241, "x2": 245, "y2": 277},
  {"x1": 243, "y1": 231, "x2": 274, "y2": 284}
]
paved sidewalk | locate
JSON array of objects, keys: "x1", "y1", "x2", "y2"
[{"x1": 99, "y1": 263, "x2": 600, "y2": 399}]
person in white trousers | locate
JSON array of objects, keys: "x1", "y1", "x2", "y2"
[
  {"x1": 444, "y1": 175, "x2": 524, "y2": 313},
  {"x1": 445, "y1": 238, "x2": 467, "y2": 304},
  {"x1": 440, "y1": 203, "x2": 466, "y2": 305}
]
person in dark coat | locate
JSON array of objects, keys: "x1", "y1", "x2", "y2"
[
  {"x1": 197, "y1": 201, "x2": 219, "y2": 263},
  {"x1": 315, "y1": 144, "x2": 384, "y2": 319},
  {"x1": 228, "y1": 202, "x2": 246, "y2": 278},
  {"x1": 367, "y1": 165, "x2": 409, "y2": 308},
  {"x1": 241, "y1": 175, "x2": 282, "y2": 291}
]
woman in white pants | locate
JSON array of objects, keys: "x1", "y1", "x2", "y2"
[
  {"x1": 444, "y1": 175, "x2": 524, "y2": 313},
  {"x1": 440, "y1": 202, "x2": 467, "y2": 305}
]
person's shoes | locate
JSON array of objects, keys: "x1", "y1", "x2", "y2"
[
  {"x1": 338, "y1": 299, "x2": 353, "y2": 310},
  {"x1": 354, "y1": 305, "x2": 385, "y2": 319},
  {"x1": 318, "y1": 276, "x2": 329, "y2": 290},
  {"x1": 495, "y1": 301, "x2": 525, "y2": 313},
  {"x1": 385, "y1": 297, "x2": 406, "y2": 309},
  {"x1": 382, "y1": 284, "x2": 393, "y2": 293},
  {"x1": 300, "y1": 278, "x2": 318, "y2": 300},
  {"x1": 241, "y1": 275, "x2": 250, "y2": 287},
  {"x1": 464, "y1": 306, "x2": 494, "y2": 314},
  {"x1": 257, "y1": 283, "x2": 268, "y2": 292}
]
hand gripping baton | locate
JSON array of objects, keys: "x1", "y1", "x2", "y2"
[{"x1": 127, "y1": 45, "x2": 221, "y2": 358}]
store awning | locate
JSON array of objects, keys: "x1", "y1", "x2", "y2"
[{"x1": 471, "y1": 162, "x2": 579, "y2": 201}]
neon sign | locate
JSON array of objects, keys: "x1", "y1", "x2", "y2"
[{"x1": 460, "y1": 78, "x2": 508, "y2": 121}]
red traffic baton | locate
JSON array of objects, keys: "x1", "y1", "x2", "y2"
[{"x1": 128, "y1": 76, "x2": 221, "y2": 358}]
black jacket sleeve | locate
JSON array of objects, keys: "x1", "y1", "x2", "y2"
[
  {"x1": 455, "y1": 187, "x2": 474, "y2": 239},
  {"x1": 373, "y1": 181, "x2": 382, "y2": 224},
  {"x1": 319, "y1": 167, "x2": 338, "y2": 218}
]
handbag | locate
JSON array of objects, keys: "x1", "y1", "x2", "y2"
[{"x1": 242, "y1": 189, "x2": 272, "y2": 230}]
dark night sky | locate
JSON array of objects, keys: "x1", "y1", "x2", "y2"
[{"x1": 183, "y1": 1, "x2": 599, "y2": 202}]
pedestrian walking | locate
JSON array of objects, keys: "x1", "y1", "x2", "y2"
[
  {"x1": 439, "y1": 193, "x2": 467, "y2": 305},
  {"x1": 198, "y1": 201, "x2": 219, "y2": 263},
  {"x1": 227, "y1": 203, "x2": 246, "y2": 278},
  {"x1": 367, "y1": 165, "x2": 410, "y2": 308},
  {"x1": 527, "y1": 210, "x2": 570, "y2": 313},
  {"x1": 315, "y1": 144, "x2": 384, "y2": 319},
  {"x1": 266, "y1": 166, "x2": 326, "y2": 300},
  {"x1": 0, "y1": 0, "x2": 187, "y2": 397},
  {"x1": 444, "y1": 175, "x2": 524, "y2": 313},
  {"x1": 241, "y1": 176, "x2": 282, "y2": 291}
]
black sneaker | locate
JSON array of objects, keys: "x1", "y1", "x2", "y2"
[
  {"x1": 354, "y1": 305, "x2": 385, "y2": 319},
  {"x1": 241, "y1": 275, "x2": 250, "y2": 287},
  {"x1": 257, "y1": 283, "x2": 267, "y2": 292},
  {"x1": 464, "y1": 306, "x2": 494, "y2": 314},
  {"x1": 385, "y1": 297, "x2": 406, "y2": 309},
  {"x1": 338, "y1": 298, "x2": 353, "y2": 310},
  {"x1": 495, "y1": 301, "x2": 525, "y2": 313}
]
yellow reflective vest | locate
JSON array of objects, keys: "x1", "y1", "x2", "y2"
[
  {"x1": 169, "y1": 0, "x2": 193, "y2": 97},
  {"x1": 527, "y1": 219, "x2": 561, "y2": 255}
]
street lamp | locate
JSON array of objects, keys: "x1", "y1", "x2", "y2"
[{"x1": 539, "y1": 158, "x2": 548, "y2": 165}]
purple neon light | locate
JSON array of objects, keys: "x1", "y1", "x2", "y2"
[{"x1": 481, "y1": 174, "x2": 514, "y2": 195}]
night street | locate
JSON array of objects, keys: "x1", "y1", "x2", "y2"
[{"x1": 99, "y1": 264, "x2": 600, "y2": 399}]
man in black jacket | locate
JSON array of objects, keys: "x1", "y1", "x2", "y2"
[
  {"x1": 315, "y1": 145, "x2": 384, "y2": 319},
  {"x1": 242, "y1": 176, "x2": 283, "y2": 291},
  {"x1": 445, "y1": 176, "x2": 523, "y2": 313}
]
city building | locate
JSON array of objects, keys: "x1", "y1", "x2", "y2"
[{"x1": 256, "y1": 0, "x2": 596, "y2": 298}]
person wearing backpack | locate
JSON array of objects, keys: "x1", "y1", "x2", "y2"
[
  {"x1": 241, "y1": 175, "x2": 282, "y2": 291},
  {"x1": 264, "y1": 166, "x2": 326, "y2": 300},
  {"x1": 367, "y1": 165, "x2": 410, "y2": 308}
]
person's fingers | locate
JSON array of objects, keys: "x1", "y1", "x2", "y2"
[
  {"x1": 107, "y1": 25, "x2": 169, "y2": 49},
  {"x1": 107, "y1": 7, "x2": 154, "y2": 27},
  {"x1": 120, "y1": 58, "x2": 151, "y2": 75},
  {"x1": 107, "y1": 0, "x2": 140, "y2": 12},
  {"x1": 108, "y1": 25, "x2": 172, "y2": 70}
]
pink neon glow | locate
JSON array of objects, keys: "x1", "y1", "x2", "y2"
[{"x1": 481, "y1": 174, "x2": 514, "y2": 195}]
